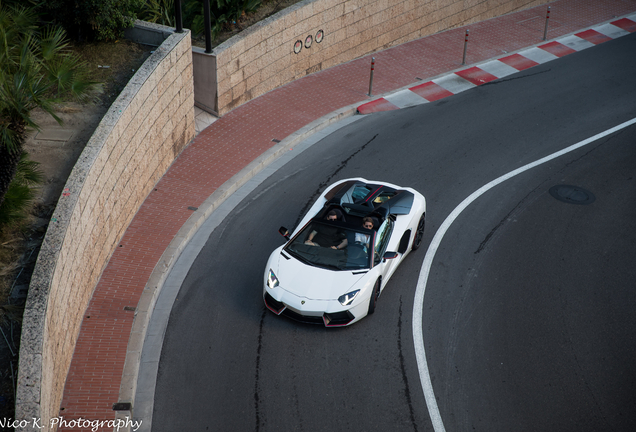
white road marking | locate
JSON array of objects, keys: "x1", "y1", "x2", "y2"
[
  {"x1": 433, "y1": 74, "x2": 476, "y2": 94},
  {"x1": 557, "y1": 35, "x2": 595, "y2": 51},
  {"x1": 412, "y1": 117, "x2": 636, "y2": 432},
  {"x1": 478, "y1": 60, "x2": 519, "y2": 79},
  {"x1": 594, "y1": 23, "x2": 630, "y2": 39},
  {"x1": 517, "y1": 46, "x2": 559, "y2": 64},
  {"x1": 386, "y1": 89, "x2": 429, "y2": 108}
]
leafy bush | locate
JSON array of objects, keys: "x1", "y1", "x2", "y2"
[
  {"x1": 183, "y1": 0, "x2": 262, "y2": 40},
  {"x1": 38, "y1": 0, "x2": 143, "y2": 41},
  {"x1": 136, "y1": 0, "x2": 175, "y2": 26},
  {"x1": 0, "y1": 152, "x2": 43, "y2": 227}
]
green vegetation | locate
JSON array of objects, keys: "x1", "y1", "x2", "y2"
[
  {"x1": 3, "y1": 0, "x2": 275, "y2": 44},
  {"x1": 182, "y1": 0, "x2": 262, "y2": 40},
  {"x1": 0, "y1": 3, "x2": 95, "y2": 214},
  {"x1": 35, "y1": 0, "x2": 266, "y2": 42},
  {"x1": 0, "y1": 151, "x2": 42, "y2": 320},
  {"x1": 0, "y1": 153, "x2": 43, "y2": 227},
  {"x1": 134, "y1": 0, "x2": 263, "y2": 41},
  {"x1": 36, "y1": 0, "x2": 143, "y2": 42},
  {"x1": 136, "y1": 0, "x2": 176, "y2": 26},
  {"x1": 0, "y1": 3, "x2": 95, "y2": 213}
]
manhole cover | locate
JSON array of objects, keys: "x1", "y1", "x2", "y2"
[{"x1": 549, "y1": 185, "x2": 595, "y2": 205}]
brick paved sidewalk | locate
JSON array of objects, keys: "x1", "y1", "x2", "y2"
[{"x1": 57, "y1": 0, "x2": 636, "y2": 429}]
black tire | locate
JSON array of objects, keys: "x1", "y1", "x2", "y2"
[
  {"x1": 368, "y1": 279, "x2": 381, "y2": 315},
  {"x1": 412, "y1": 213, "x2": 425, "y2": 250}
]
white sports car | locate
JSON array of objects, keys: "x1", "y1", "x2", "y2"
[{"x1": 263, "y1": 178, "x2": 426, "y2": 327}]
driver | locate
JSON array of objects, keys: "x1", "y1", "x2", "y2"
[{"x1": 305, "y1": 210, "x2": 348, "y2": 250}]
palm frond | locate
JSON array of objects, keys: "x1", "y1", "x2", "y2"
[
  {"x1": 0, "y1": 151, "x2": 43, "y2": 227},
  {"x1": 13, "y1": 152, "x2": 43, "y2": 186},
  {"x1": 0, "y1": 127, "x2": 21, "y2": 154},
  {"x1": 39, "y1": 26, "x2": 71, "y2": 63}
]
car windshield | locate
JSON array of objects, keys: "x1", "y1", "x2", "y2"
[{"x1": 285, "y1": 220, "x2": 373, "y2": 271}]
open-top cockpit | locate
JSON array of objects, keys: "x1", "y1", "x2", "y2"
[{"x1": 282, "y1": 181, "x2": 415, "y2": 271}]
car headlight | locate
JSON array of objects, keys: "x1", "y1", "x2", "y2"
[
  {"x1": 338, "y1": 290, "x2": 360, "y2": 306},
  {"x1": 267, "y1": 269, "x2": 279, "y2": 289}
]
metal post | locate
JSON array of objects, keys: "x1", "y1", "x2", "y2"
[
  {"x1": 462, "y1": 29, "x2": 469, "y2": 65},
  {"x1": 368, "y1": 57, "x2": 375, "y2": 96},
  {"x1": 203, "y1": 0, "x2": 212, "y2": 53},
  {"x1": 174, "y1": 0, "x2": 183, "y2": 33},
  {"x1": 543, "y1": 6, "x2": 551, "y2": 41}
]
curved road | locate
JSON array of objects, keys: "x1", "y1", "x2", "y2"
[{"x1": 151, "y1": 33, "x2": 636, "y2": 431}]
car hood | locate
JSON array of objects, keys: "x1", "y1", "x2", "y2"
[{"x1": 275, "y1": 251, "x2": 366, "y2": 300}]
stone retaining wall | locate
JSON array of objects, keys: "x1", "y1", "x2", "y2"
[
  {"x1": 15, "y1": 22, "x2": 195, "y2": 430},
  {"x1": 213, "y1": 0, "x2": 547, "y2": 116}
]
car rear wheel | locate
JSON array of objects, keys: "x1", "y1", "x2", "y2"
[
  {"x1": 368, "y1": 279, "x2": 381, "y2": 315},
  {"x1": 412, "y1": 213, "x2": 425, "y2": 250}
]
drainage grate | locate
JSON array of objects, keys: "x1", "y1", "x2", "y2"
[
  {"x1": 549, "y1": 185, "x2": 595, "y2": 205},
  {"x1": 113, "y1": 402, "x2": 132, "y2": 411}
]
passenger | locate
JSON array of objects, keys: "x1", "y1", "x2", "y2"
[
  {"x1": 305, "y1": 210, "x2": 348, "y2": 250},
  {"x1": 354, "y1": 217, "x2": 374, "y2": 245}
]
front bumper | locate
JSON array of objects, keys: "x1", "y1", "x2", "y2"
[{"x1": 263, "y1": 291, "x2": 359, "y2": 327}]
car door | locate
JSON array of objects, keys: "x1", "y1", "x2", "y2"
[{"x1": 373, "y1": 219, "x2": 398, "y2": 288}]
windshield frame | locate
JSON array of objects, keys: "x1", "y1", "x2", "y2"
[{"x1": 284, "y1": 219, "x2": 375, "y2": 271}]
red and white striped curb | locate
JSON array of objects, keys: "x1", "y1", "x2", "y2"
[{"x1": 357, "y1": 14, "x2": 636, "y2": 114}]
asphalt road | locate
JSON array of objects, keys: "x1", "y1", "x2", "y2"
[{"x1": 152, "y1": 33, "x2": 636, "y2": 432}]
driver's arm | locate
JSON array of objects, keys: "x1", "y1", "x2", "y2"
[
  {"x1": 306, "y1": 230, "x2": 318, "y2": 245},
  {"x1": 332, "y1": 238, "x2": 348, "y2": 250}
]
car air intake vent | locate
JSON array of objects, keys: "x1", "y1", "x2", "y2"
[
  {"x1": 323, "y1": 311, "x2": 354, "y2": 327},
  {"x1": 282, "y1": 309, "x2": 324, "y2": 325},
  {"x1": 264, "y1": 293, "x2": 285, "y2": 314}
]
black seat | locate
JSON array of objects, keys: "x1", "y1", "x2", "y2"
[{"x1": 332, "y1": 208, "x2": 346, "y2": 222}]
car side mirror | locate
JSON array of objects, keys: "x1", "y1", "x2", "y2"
[
  {"x1": 279, "y1": 226, "x2": 290, "y2": 240},
  {"x1": 383, "y1": 251, "x2": 398, "y2": 260}
]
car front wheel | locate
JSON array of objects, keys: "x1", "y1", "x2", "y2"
[
  {"x1": 368, "y1": 279, "x2": 381, "y2": 315},
  {"x1": 412, "y1": 213, "x2": 425, "y2": 250}
]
